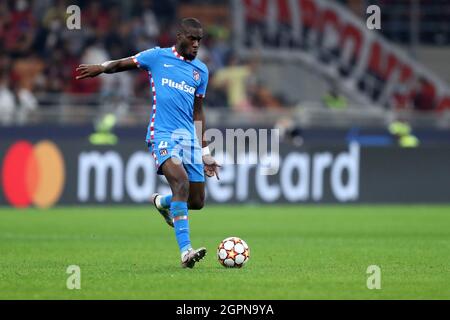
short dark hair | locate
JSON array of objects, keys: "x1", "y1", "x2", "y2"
[{"x1": 179, "y1": 18, "x2": 202, "y2": 32}]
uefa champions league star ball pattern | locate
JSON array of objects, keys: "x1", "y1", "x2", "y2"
[{"x1": 217, "y1": 237, "x2": 250, "y2": 268}]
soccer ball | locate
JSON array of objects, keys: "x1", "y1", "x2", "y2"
[{"x1": 217, "y1": 237, "x2": 250, "y2": 268}]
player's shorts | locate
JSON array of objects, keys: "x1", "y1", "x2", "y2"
[{"x1": 147, "y1": 136, "x2": 205, "y2": 183}]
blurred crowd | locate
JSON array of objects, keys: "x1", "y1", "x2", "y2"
[
  {"x1": 0, "y1": 0, "x2": 284, "y2": 124},
  {"x1": 2, "y1": 0, "x2": 448, "y2": 125}
]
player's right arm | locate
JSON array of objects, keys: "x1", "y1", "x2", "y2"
[{"x1": 76, "y1": 57, "x2": 137, "y2": 79}]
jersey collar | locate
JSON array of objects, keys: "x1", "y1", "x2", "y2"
[{"x1": 171, "y1": 46, "x2": 191, "y2": 62}]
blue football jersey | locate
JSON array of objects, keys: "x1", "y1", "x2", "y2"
[{"x1": 133, "y1": 46, "x2": 209, "y2": 143}]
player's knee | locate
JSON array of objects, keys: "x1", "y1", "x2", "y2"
[{"x1": 189, "y1": 197, "x2": 204, "y2": 210}]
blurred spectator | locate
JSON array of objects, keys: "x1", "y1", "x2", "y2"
[
  {"x1": 0, "y1": 0, "x2": 240, "y2": 110},
  {"x1": 3, "y1": 0, "x2": 36, "y2": 57},
  {"x1": 247, "y1": 77, "x2": 283, "y2": 110},
  {"x1": 68, "y1": 44, "x2": 104, "y2": 95},
  {"x1": 0, "y1": 70, "x2": 37, "y2": 124},
  {"x1": 152, "y1": 0, "x2": 177, "y2": 26},
  {"x1": 0, "y1": 2, "x2": 11, "y2": 48},
  {"x1": 275, "y1": 117, "x2": 304, "y2": 147},
  {"x1": 81, "y1": 40, "x2": 109, "y2": 65},
  {"x1": 322, "y1": 84, "x2": 348, "y2": 110},
  {"x1": 44, "y1": 48, "x2": 70, "y2": 95},
  {"x1": 211, "y1": 55, "x2": 254, "y2": 111},
  {"x1": 82, "y1": 1, "x2": 111, "y2": 39},
  {"x1": 11, "y1": 53, "x2": 45, "y2": 92},
  {"x1": 205, "y1": 18, "x2": 230, "y2": 73},
  {"x1": 0, "y1": 0, "x2": 236, "y2": 116},
  {"x1": 212, "y1": 55, "x2": 282, "y2": 111},
  {"x1": 141, "y1": 0, "x2": 160, "y2": 40},
  {"x1": 100, "y1": 67, "x2": 133, "y2": 123},
  {"x1": 0, "y1": 73, "x2": 15, "y2": 124},
  {"x1": 156, "y1": 22, "x2": 177, "y2": 48},
  {"x1": 15, "y1": 85, "x2": 38, "y2": 124},
  {"x1": 42, "y1": 0, "x2": 67, "y2": 31}
]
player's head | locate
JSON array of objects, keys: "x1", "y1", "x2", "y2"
[{"x1": 176, "y1": 18, "x2": 203, "y2": 60}]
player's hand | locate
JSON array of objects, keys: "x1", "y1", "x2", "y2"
[
  {"x1": 203, "y1": 155, "x2": 221, "y2": 180},
  {"x1": 76, "y1": 64, "x2": 105, "y2": 79}
]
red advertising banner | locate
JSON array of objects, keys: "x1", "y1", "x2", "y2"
[{"x1": 233, "y1": 0, "x2": 450, "y2": 112}]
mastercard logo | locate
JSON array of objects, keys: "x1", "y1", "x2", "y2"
[{"x1": 2, "y1": 140, "x2": 65, "y2": 208}]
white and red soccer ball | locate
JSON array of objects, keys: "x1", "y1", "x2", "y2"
[{"x1": 217, "y1": 237, "x2": 250, "y2": 268}]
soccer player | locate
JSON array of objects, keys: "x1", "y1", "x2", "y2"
[{"x1": 76, "y1": 18, "x2": 220, "y2": 268}]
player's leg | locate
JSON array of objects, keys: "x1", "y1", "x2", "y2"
[
  {"x1": 188, "y1": 182, "x2": 205, "y2": 210},
  {"x1": 184, "y1": 139, "x2": 206, "y2": 210},
  {"x1": 150, "y1": 140, "x2": 204, "y2": 225},
  {"x1": 151, "y1": 192, "x2": 173, "y2": 227},
  {"x1": 155, "y1": 148, "x2": 205, "y2": 211},
  {"x1": 155, "y1": 181, "x2": 205, "y2": 211},
  {"x1": 148, "y1": 141, "x2": 174, "y2": 227},
  {"x1": 155, "y1": 194, "x2": 172, "y2": 208},
  {"x1": 161, "y1": 158, "x2": 206, "y2": 268}
]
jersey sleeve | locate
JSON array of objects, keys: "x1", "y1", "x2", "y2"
[
  {"x1": 132, "y1": 47, "x2": 160, "y2": 71},
  {"x1": 195, "y1": 68, "x2": 209, "y2": 98}
]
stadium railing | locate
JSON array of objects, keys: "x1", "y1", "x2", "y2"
[{"x1": 2, "y1": 97, "x2": 450, "y2": 129}]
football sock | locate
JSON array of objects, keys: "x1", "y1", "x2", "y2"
[
  {"x1": 158, "y1": 194, "x2": 172, "y2": 209},
  {"x1": 171, "y1": 201, "x2": 191, "y2": 253}
]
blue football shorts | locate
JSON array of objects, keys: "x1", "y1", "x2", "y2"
[{"x1": 147, "y1": 136, "x2": 205, "y2": 183}]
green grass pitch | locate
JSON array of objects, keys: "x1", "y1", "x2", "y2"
[{"x1": 0, "y1": 205, "x2": 449, "y2": 299}]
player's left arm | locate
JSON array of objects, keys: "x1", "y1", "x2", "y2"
[{"x1": 193, "y1": 96, "x2": 221, "y2": 180}]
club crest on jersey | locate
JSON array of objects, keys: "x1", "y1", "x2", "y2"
[
  {"x1": 193, "y1": 70, "x2": 200, "y2": 81},
  {"x1": 159, "y1": 148, "x2": 168, "y2": 156}
]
